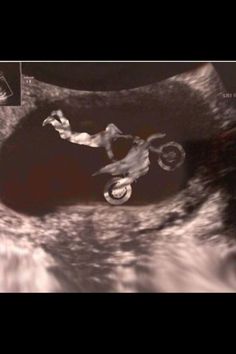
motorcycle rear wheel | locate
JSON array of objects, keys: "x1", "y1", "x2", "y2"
[{"x1": 103, "y1": 177, "x2": 132, "y2": 205}]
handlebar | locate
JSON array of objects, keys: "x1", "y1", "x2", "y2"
[{"x1": 117, "y1": 133, "x2": 166, "y2": 142}]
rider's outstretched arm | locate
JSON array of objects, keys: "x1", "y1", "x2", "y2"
[{"x1": 43, "y1": 110, "x2": 99, "y2": 147}]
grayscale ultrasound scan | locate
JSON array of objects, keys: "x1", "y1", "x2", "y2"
[
  {"x1": 1, "y1": 61, "x2": 236, "y2": 292},
  {"x1": 0, "y1": 63, "x2": 21, "y2": 106}
]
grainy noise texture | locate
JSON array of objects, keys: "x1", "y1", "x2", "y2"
[{"x1": 0, "y1": 63, "x2": 236, "y2": 292}]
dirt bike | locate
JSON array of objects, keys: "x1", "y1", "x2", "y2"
[{"x1": 93, "y1": 133, "x2": 186, "y2": 205}]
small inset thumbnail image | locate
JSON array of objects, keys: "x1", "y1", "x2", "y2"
[{"x1": 0, "y1": 63, "x2": 21, "y2": 106}]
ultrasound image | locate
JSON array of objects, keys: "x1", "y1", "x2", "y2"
[
  {"x1": 0, "y1": 63, "x2": 21, "y2": 106},
  {"x1": 0, "y1": 62, "x2": 236, "y2": 292}
]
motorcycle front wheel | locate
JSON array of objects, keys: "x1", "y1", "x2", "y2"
[
  {"x1": 157, "y1": 142, "x2": 186, "y2": 171},
  {"x1": 103, "y1": 177, "x2": 132, "y2": 205}
]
